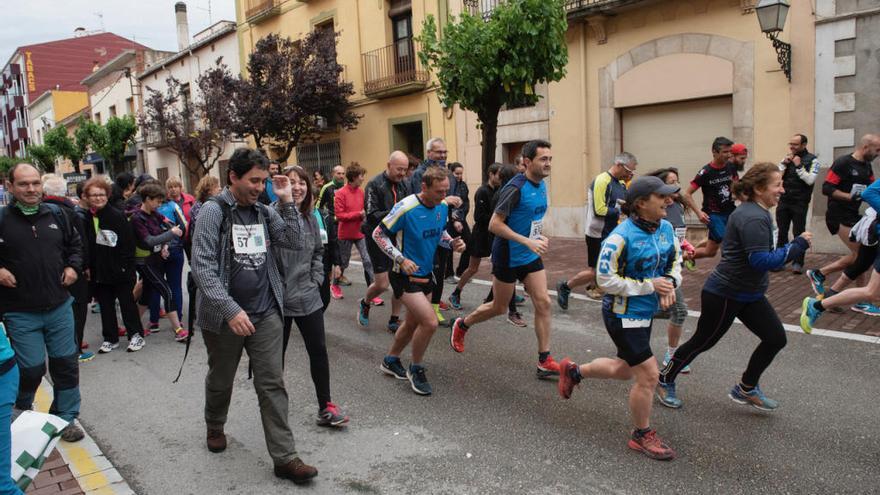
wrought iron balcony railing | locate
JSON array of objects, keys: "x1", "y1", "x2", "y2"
[
  {"x1": 463, "y1": 0, "x2": 643, "y2": 19},
  {"x1": 361, "y1": 38, "x2": 430, "y2": 99},
  {"x1": 244, "y1": 0, "x2": 281, "y2": 23}
]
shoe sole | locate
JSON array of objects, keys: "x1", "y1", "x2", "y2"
[
  {"x1": 627, "y1": 440, "x2": 676, "y2": 460},
  {"x1": 406, "y1": 372, "x2": 432, "y2": 396},
  {"x1": 127, "y1": 346, "x2": 143, "y2": 352},
  {"x1": 379, "y1": 364, "x2": 407, "y2": 380},
  {"x1": 655, "y1": 391, "x2": 683, "y2": 409},
  {"x1": 727, "y1": 392, "x2": 776, "y2": 412},
  {"x1": 849, "y1": 305, "x2": 880, "y2": 316},
  {"x1": 507, "y1": 318, "x2": 527, "y2": 327},
  {"x1": 207, "y1": 444, "x2": 227, "y2": 453},
  {"x1": 78, "y1": 356, "x2": 95, "y2": 363},
  {"x1": 275, "y1": 472, "x2": 318, "y2": 485},
  {"x1": 536, "y1": 368, "x2": 559, "y2": 379},
  {"x1": 799, "y1": 298, "x2": 814, "y2": 334},
  {"x1": 317, "y1": 417, "x2": 350, "y2": 427},
  {"x1": 449, "y1": 320, "x2": 465, "y2": 353},
  {"x1": 806, "y1": 272, "x2": 825, "y2": 297}
]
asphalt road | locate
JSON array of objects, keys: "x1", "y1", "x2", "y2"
[{"x1": 77, "y1": 277, "x2": 880, "y2": 494}]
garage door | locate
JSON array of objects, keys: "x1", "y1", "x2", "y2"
[{"x1": 621, "y1": 96, "x2": 733, "y2": 200}]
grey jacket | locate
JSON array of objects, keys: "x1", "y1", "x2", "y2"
[
  {"x1": 273, "y1": 207, "x2": 324, "y2": 317},
  {"x1": 191, "y1": 188, "x2": 303, "y2": 333}
]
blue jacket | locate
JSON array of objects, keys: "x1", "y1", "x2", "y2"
[{"x1": 597, "y1": 218, "x2": 682, "y2": 320}]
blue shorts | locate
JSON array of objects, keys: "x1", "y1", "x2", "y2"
[{"x1": 707, "y1": 212, "x2": 730, "y2": 242}]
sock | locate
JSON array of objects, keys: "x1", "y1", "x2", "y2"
[
  {"x1": 538, "y1": 351, "x2": 550, "y2": 363},
  {"x1": 458, "y1": 319, "x2": 469, "y2": 331},
  {"x1": 569, "y1": 364, "x2": 583, "y2": 383},
  {"x1": 389, "y1": 315, "x2": 400, "y2": 323},
  {"x1": 667, "y1": 346, "x2": 677, "y2": 356},
  {"x1": 452, "y1": 287, "x2": 461, "y2": 297},
  {"x1": 634, "y1": 427, "x2": 652, "y2": 438},
  {"x1": 813, "y1": 300, "x2": 825, "y2": 312},
  {"x1": 739, "y1": 382, "x2": 755, "y2": 393}
]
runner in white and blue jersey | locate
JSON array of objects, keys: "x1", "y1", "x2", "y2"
[
  {"x1": 451, "y1": 140, "x2": 561, "y2": 378},
  {"x1": 373, "y1": 167, "x2": 465, "y2": 396}
]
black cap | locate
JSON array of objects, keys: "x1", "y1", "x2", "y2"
[{"x1": 626, "y1": 176, "x2": 680, "y2": 205}]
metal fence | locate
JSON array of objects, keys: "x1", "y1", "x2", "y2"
[{"x1": 296, "y1": 141, "x2": 341, "y2": 179}]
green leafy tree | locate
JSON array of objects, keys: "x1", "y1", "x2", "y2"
[
  {"x1": 0, "y1": 156, "x2": 29, "y2": 179},
  {"x1": 43, "y1": 123, "x2": 89, "y2": 173},
  {"x1": 80, "y1": 115, "x2": 137, "y2": 174},
  {"x1": 418, "y1": 0, "x2": 568, "y2": 178},
  {"x1": 25, "y1": 144, "x2": 58, "y2": 173}
]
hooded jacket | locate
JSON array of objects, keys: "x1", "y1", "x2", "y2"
[{"x1": 273, "y1": 207, "x2": 324, "y2": 317}]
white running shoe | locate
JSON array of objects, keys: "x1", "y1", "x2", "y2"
[
  {"x1": 127, "y1": 334, "x2": 145, "y2": 352},
  {"x1": 98, "y1": 341, "x2": 118, "y2": 354}
]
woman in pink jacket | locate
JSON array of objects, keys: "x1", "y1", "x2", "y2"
[{"x1": 334, "y1": 162, "x2": 379, "y2": 303}]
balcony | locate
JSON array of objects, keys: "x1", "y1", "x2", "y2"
[
  {"x1": 463, "y1": 0, "x2": 653, "y2": 20},
  {"x1": 144, "y1": 129, "x2": 170, "y2": 148},
  {"x1": 362, "y1": 38, "x2": 430, "y2": 99},
  {"x1": 244, "y1": 0, "x2": 281, "y2": 24}
]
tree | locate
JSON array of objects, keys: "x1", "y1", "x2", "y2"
[
  {"x1": 418, "y1": 0, "x2": 568, "y2": 179},
  {"x1": 79, "y1": 115, "x2": 138, "y2": 175},
  {"x1": 43, "y1": 123, "x2": 89, "y2": 173},
  {"x1": 25, "y1": 144, "x2": 58, "y2": 173},
  {"x1": 232, "y1": 31, "x2": 360, "y2": 162},
  {"x1": 139, "y1": 59, "x2": 237, "y2": 179},
  {"x1": 0, "y1": 156, "x2": 29, "y2": 179}
]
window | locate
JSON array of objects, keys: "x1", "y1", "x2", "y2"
[
  {"x1": 126, "y1": 97, "x2": 135, "y2": 115},
  {"x1": 109, "y1": 105, "x2": 117, "y2": 118},
  {"x1": 315, "y1": 19, "x2": 335, "y2": 60},
  {"x1": 296, "y1": 141, "x2": 341, "y2": 177},
  {"x1": 156, "y1": 167, "x2": 169, "y2": 185},
  {"x1": 94, "y1": 112, "x2": 101, "y2": 124}
]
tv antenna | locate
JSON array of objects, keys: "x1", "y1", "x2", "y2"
[
  {"x1": 94, "y1": 12, "x2": 105, "y2": 31},
  {"x1": 195, "y1": 0, "x2": 213, "y2": 26}
]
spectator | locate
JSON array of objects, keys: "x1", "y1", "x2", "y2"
[
  {"x1": 776, "y1": 134, "x2": 820, "y2": 274},
  {"x1": 189, "y1": 175, "x2": 221, "y2": 234},
  {"x1": 334, "y1": 162, "x2": 376, "y2": 294},
  {"x1": 259, "y1": 160, "x2": 282, "y2": 205},
  {"x1": 312, "y1": 170, "x2": 326, "y2": 191},
  {"x1": 152, "y1": 177, "x2": 190, "y2": 333},
  {"x1": 109, "y1": 172, "x2": 135, "y2": 212}
]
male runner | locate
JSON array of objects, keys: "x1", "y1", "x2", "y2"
[{"x1": 681, "y1": 136, "x2": 736, "y2": 262}]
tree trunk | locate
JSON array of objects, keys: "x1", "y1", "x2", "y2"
[{"x1": 478, "y1": 96, "x2": 502, "y2": 183}]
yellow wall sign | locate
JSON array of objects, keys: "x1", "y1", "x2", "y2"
[{"x1": 25, "y1": 51, "x2": 36, "y2": 92}]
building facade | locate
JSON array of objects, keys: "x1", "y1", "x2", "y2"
[{"x1": 27, "y1": 90, "x2": 89, "y2": 146}]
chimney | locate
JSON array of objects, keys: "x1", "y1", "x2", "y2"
[{"x1": 175, "y1": 2, "x2": 190, "y2": 51}]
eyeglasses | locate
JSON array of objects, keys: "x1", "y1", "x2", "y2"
[{"x1": 87, "y1": 193, "x2": 107, "y2": 198}]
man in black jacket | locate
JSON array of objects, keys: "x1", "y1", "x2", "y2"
[
  {"x1": 357, "y1": 151, "x2": 409, "y2": 332},
  {"x1": 0, "y1": 163, "x2": 84, "y2": 442},
  {"x1": 776, "y1": 134, "x2": 820, "y2": 274}
]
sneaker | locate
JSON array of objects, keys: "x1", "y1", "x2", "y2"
[
  {"x1": 536, "y1": 355, "x2": 560, "y2": 378},
  {"x1": 683, "y1": 258, "x2": 697, "y2": 271},
  {"x1": 507, "y1": 311, "x2": 526, "y2": 327},
  {"x1": 450, "y1": 318, "x2": 467, "y2": 353},
  {"x1": 406, "y1": 365, "x2": 432, "y2": 395},
  {"x1": 851, "y1": 302, "x2": 880, "y2": 316},
  {"x1": 127, "y1": 334, "x2": 145, "y2": 352},
  {"x1": 174, "y1": 327, "x2": 189, "y2": 342},
  {"x1": 159, "y1": 309, "x2": 167, "y2": 318},
  {"x1": 585, "y1": 287, "x2": 603, "y2": 301},
  {"x1": 149, "y1": 322, "x2": 161, "y2": 333},
  {"x1": 448, "y1": 292, "x2": 463, "y2": 310},
  {"x1": 330, "y1": 284, "x2": 344, "y2": 300},
  {"x1": 437, "y1": 301, "x2": 450, "y2": 311},
  {"x1": 557, "y1": 358, "x2": 579, "y2": 399},
  {"x1": 80, "y1": 342, "x2": 89, "y2": 350},
  {"x1": 380, "y1": 357, "x2": 407, "y2": 380},
  {"x1": 514, "y1": 294, "x2": 526, "y2": 305},
  {"x1": 627, "y1": 429, "x2": 675, "y2": 460},
  {"x1": 791, "y1": 262, "x2": 804, "y2": 274},
  {"x1": 60, "y1": 423, "x2": 85, "y2": 443},
  {"x1": 556, "y1": 280, "x2": 571, "y2": 310},
  {"x1": 371, "y1": 297, "x2": 384, "y2": 306},
  {"x1": 357, "y1": 299, "x2": 371, "y2": 327},
  {"x1": 728, "y1": 384, "x2": 778, "y2": 411},
  {"x1": 387, "y1": 317, "x2": 401, "y2": 334},
  {"x1": 316, "y1": 402, "x2": 349, "y2": 427},
  {"x1": 78, "y1": 351, "x2": 95, "y2": 363},
  {"x1": 206, "y1": 427, "x2": 227, "y2": 453},
  {"x1": 117, "y1": 326, "x2": 126, "y2": 337},
  {"x1": 274, "y1": 457, "x2": 318, "y2": 485},
  {"x1": 656, "y1": 381, "x2": 683, "y2": 409},
  {"x1": 90, "y1": 303, "x2": 101, "y2": 314},
  {"x1": 98, "y1": 341, "x2": 118, "y2": 354},
  {"x1": 337, "y1": 275, "x2": 352, "y2": 286},
  {"x1": 799, "y1": 297, "x2": 820, "y2": 335},
  {"x1": 806, "y1": 269, "x2": 825, "y2": 297},
  {"x1": 434, "y1": 306, "x2": 447, "y2": 325},
  {"x1": 662, "y1": 350, "x2": 690, "y2": 374}
]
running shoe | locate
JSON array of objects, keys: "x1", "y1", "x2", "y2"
[
  {"x1": 728, "y1": 384, "x2": 778, "y2": 411},
  {"x1": 799, "y1": 297, "x2": 820, "y2": 335},
  {"x1": 118, "y1": 326, "x2": 126, "y2": 337},
  {"x1": 357, "y1": 298, "x2": 371, "y2": 327},
  {"x1": 387, "y1": 317, "x2": 400, "y2": 334},
  {"x1": 514, "y1": 294, "x2": 526, "y2": 305},
  {"x1": 806, "y1": 269, "x2": 825, "y2": 296},
  {"x1": 98, "y1": 341, "x2": 118, "y2": 354},
  {"x1": 434, "y1": 305, "x2": 447, "y2": 325},
  {"x1": 662, "y1": 351, "x2": 690, "y2": 374},
  {"x1": 450, "y1": 318, "x2": 467, "y2": 353},
  {"x1": 656, "y1": 381, "x2": 683, "y2": 409},
  {"x1": 174, "y1": 328, "x2": 189, "y2": 342},
  {"x1": 627, "y1": 429, "x2": 676, "y2": 460},
  {"x1": 80, "y1": 342, "x2": 89, "y2": 350},
  {"x1": 791, "y1": 262, "x2": 804, "y2": 274},
  {"x1": 159, "y1": 309, "x2": 167, "y2": 318},
  {"x1": 330, "y1": 284, "x2": 344, "y2": 299},
  {"x1": 438, "y1": 301, "x2": 450, "y2": 311},
  {"x1": 851, "y1": 302, "x2": 880, "y2": 316},
  {"x1": 683, "y1": 259, "x2": 697, "y2": 272},
  {"x1": 337, "y1": 275, "x2": 352, "y2": 286},
  {"x1": 149, "y1": 322, "x2": 161, "y2": 333},
  {"x1": 127, "y1": 334, "x2": 145, "y2": 352},
  {"x1": 448, "y1": 292, "x2": 463, "y2": 310},
  {"x1": 90, "y1": 303, "x2": 101, "y2": 314},
  {"x1": 371, "y1": 297, "x2": 385, "y2": 306},
  {"x1": 316, "y1": 402, "x2": 349, "y2": 427},
  {"x1": 536, "y1": 355, "x2": 560, "y2": 378},
  {"x1": 380, "y1": 357, "x2": 407, "y2": 380},
  {"x1": 78, "y1": 351, "x2": 95, "y2": 363},
  {"x1": 406, "y1": 365, "x2": 432, "y2": 395},
  {"x1": 556, "y1": 280, "x2": 571, "y2": 310},
  {"x1": 507, "y1": 312, "x2": 526, "y2": 327},
  {"x1": 557, "y1": 358, "x2": 579, "y2": 399}
]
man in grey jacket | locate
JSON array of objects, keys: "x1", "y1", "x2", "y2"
[{"x1": 190, "y1": 148, "x2": 318, "y2": 485}]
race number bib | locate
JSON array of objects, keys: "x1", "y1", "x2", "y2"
[
  {"x1": 319, "y1": 226, "x2": 328, "y2": 245},
  {"x1": 674, "y1": 227, "x2": 686, "y2": 242},
  {"x1": 621, "y1": 318, "x2": 651, "y2": 328},
  {"x1": 852, "y1": 183, "x2": 867, "y2": 196},
  {"x1": 96, "y1": 229, "x2": 118, "y2": 247},
  {"x1": 529, "y1": 220, "x2": 544, "y2": 240},
  {"x1": 232, "y1": 224, "x2": 267, "y2": 254}
]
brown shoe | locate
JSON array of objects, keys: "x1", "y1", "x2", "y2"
[
  {"x1": 206, "y1": 427, "x2": 226, "y2": 453},
  {"x1": 274, "y1": 457, "x2": 318, "y2": 484}
]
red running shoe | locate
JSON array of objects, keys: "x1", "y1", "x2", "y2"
[
  {"x1": 330, "y1": 284, "x2": 343, "y2": 299},
  {"x1": 437, "y1": 301, "x2": 450, "y2": 311},
  {"x1": 627, "y1": 429, "x2": 676, "y2": 460},
  {"x1": 450, "y1": 318, "x2": 467, "y2": 353},
  {"x1": 536, "y1": 355, "x2": 560, "y2": 378},
  {"x1": 80, "y1": 342, "x2": 89, "y2": 350},
  {"x1": 557, "y1": 358, "x2": 579, "y2": 399}
]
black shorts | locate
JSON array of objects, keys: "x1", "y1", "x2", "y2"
[
  {"x1": 826, "y1": 211, "x2": 859, "y2": 236},
  {"x1": 492, "y1": 258, "x2": 544, "y2": 284},
  {"x1": 602, "y1": 309, "x2": 653, "y2": 367},
  {"x1": 470, "y1": 229, "x2": 492, "y2": 259},
  {"x1": 366, "y1": 236, "x2": 392, "y2": 274},
  {"x1": 389, "y1": 272, "x2": 435, "y2": 299},
  {"x1": 586, "y1": 235, "x2": 602, "y2": 268}
]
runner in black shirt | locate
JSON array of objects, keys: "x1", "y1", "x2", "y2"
[{"x1": 681, "y1": 137, "x2": 736, "y2": 264}]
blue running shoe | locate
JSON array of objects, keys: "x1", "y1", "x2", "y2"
[
  {"x1": 407, "y1": 365, "x2": 432, "y2": 396},
  {"x1": 806, "y1": 269, "x2": 825, "y2": 297},
  {"x1": 448, "y1": 292, "x2": 462, "y2": 310},
  {"x1": 656, "y1": 381, "x2": 682, "y2": 409},
  {"x1": 387, "y1": 316, "x2": 400, "y2": 333},
  {"x1": 380, "y1": 357, "x2": 407, "y2": 380},
  {"x1": 90, "y1": 303, "x2": 101, "y2": 314},
  {"x1": 78, "y1": 351, "x2": 95, "y2": 363},
  {"x1": 728, "y1": 384, "x2": 778, "y2": 411},
  {"x1": 800, "y1": 297, "x2": 821, "y2": 334},
  {"x1": 662, "y1": 350, "x2": 690, "y2": 374},
  {"x1": 850, "y1": 302, "x2": 880, "y2": 316},
  {"x1": 556, "y1": 280, "x2": 571, "y2": 311},
  {"x1": 357, "y1": 299, "x2": 370, "y2": 327}
]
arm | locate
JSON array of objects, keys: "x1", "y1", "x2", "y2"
[
  {"x1": 372, "y1": 225, "x2": 404, "y2": 263},
  {"x1": 663, "y1": 235, "x2": 683, "y2": 288},
  {"x1": 117, "y1": 212, "x2": 137, "y2": 274},
  {"x1": 860, "y1": 179, "x2": 880, "y2": 212},
  {"x1": 595, "y1": 233, "x2": 655, "y2": 296},
  {"x1": 473, "y1": 187, "x2": 491, "y2": 226},
  {"x1": 452, "y1": 183, "x2": 470, "y2": 221},
  {"x1": 190, "y1": 201, "x2": 243, "y2": 322},
  {"x1": 681, "y1": 183, "x2": 703, "y2": 216},
  {"x1": 822, "y1": 162, "x2": 854, "y2": 201},
  {"x1": 61, "y1": 209, "x2": 84, "y2": 273},
  {"x1": 334, "y1": 190, "x2": 363, "y2": 221},
  {"x1": 796, "y1": 157, "x2": 820, "y2": 186},
  {"x1": 489, "y1": 212, "x2": 531, "y2": 247},
  {"x1": 364, "y1": 181, "x2": 386, "y2": 227},
  {"x1": 310, "y1": 220, "x2": 324, "y2": 285},
  {"x1": 748, "y1": 237, "x2": 809, "y2": 271},
  {"x1": 266, "y1": 202, "x2": 304, "y2": 250}
]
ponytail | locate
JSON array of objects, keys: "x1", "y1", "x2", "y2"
[{"x1": 732, "y1": 162, "x2": 780, "y2": 202}]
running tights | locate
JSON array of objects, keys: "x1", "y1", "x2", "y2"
[{"x1": 282, "y1": 310, "x2": 331, "y2": 410}]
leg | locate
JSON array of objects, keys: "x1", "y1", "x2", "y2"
[
  {"x1": 819, "y1": 226, "x2": 858, "y2": 276},
  {"x1": 463, "y1": 278, "x2": 515, "y2": 327},
  {"x1": 355, "y1": 239, "x2": 374, "y2": 286},
  {"x1": 775, "y1": 203, "x2": 793, "y2": 249},
  {"x1": 403, "y1": 293, "x2": 439, "y2": 364},
  {"x1": 202, "y1": 329, "x2": 245, "y2": 428},
  {"x1": 790, "y1": 204, "x2": 808, "y2": 266},
  {"x1": 364, "y1": 272, "x2": 390, "y2": 302},
  {"x1": 337, "y1": 240, "x2": 353, "y2": 280},
  {"x1": 388, "y1": 304, "x2": 421, "y2": 357},
  {"x1": 42, "y1": 299, "x2": 80, "y2": 422},
  {"x1": 820, "y1": 268, "x2": 880, "y2": 309},
  {"x1": 431, "y1": 249, "x2": 448, "y2": 305},
  {"x1": 293, "y1": 311, "x2": 331, "y2": 410},
  {"x1": 736, "y1": 297, "x2": 787, "y2": 387},
  {"x1": 455, "y1": 256, "x2": 482, "y2": 292},
  {"x1": 72, "y1": 301, "x2": 88, "y2": 353},
  {"x1": 628, "y1": 358, "x2": 660, "y2": 430},
  {"x1": 94, "y1": 284, "x2": 121, "y2": 343},
  {"x1": 320, "y1": 259, "x2": 331, "y2": 311},
  {"x1": 566, "y1": 268, "x2": 595, "y2": 290},
  {"x1": 164, "y1": 248, "x2": 186, "y2": 321},
  {"x1": 2, "y1": 311, "x2": 48, "y2": 413},
  {"x1": 141, "y1": 264, "x2": 183, "y2": 330},
  {"x1": 579, "y1": 358, "x2": 633, "y2": 381},
  {"x1": 522, "y1": 270, "x2": 552, "y2": 353},
  {"x1": 281, "y1": 316, "x2": 293, "y2": 362},
  {"x1": 115, "y1": 281, "x2": 144, "y2": 338},
  {"x1": 693, "y1": 239, "x2": 720, "y2": 259},
  {"x1": 0, "y1": 365, "x2": 23, "y2": 495}
]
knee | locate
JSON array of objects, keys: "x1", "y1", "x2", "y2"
[
  {"x1": 767, "y1": 331, "x2": 787, "y2": 352},
  {"x1": 423, "y1": 320, "x2": 438, "y2": 333},
  {"x1": 533, "y1": 294, "x2": 552, "y2": 314},
  {"x1": 638, "y1": 367, "x2": 660, "y2": 387},
  {"x1": 19, "y1": 364, "x2": 46, "y2": 391},
  {"x1": 48, "y1": 356, "x2": 79, "y2": 390},
  {"x1": 489, "y1": 301, "x2": 508, "y2": 316}
]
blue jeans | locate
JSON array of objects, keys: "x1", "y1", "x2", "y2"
[
  {"x1": 149, "y1": 247, "x2": 185, "y2": 323},
  {"x1": 0, "y1": 365, "x2": 23, "y2": 494},
  {"x1": 3, "y1": 298, "x2": 80, "y2": 422}
]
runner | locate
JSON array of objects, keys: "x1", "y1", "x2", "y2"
[
  {"x1": 680, "y1": 137, "x2": 736, "y2": 263},
  {"x1": 318, "y1": 165, "x2": 346, "y2": 297},
  {"x1": 557, "y1": 175, "x2": 681, "y2": 461},
  {"x1": 450, "y1": 140, "x2": 560, "y2": 377},
  {"x1": 374, "y1": 167, "x2": 465, "y2": 395},
  {"x1": 658, "y1": 163, "x2": 811, "y2": 412}
]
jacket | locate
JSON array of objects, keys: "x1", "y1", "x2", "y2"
[
  {"x1": 334, "y1": 184, "x2": 365, "y2": 241},
  {"x1": 84, "y1": 205, "x2": 137, "y2": 285},
  {"x1": 363, "y1": 172, "x2": 408, "y2": 236},
  {"x1": 0, "y1": 202, "x2": 83, "y2": 313},
  {"x1": 471, "y1": 183, "x2": 496, "y2": 238},
  {"x1": 449, "y1": 180, "x2": 470, "y2": 223},
  {"x1": 273, "y1": 208, "x2": 324, "y2": 317},
  {"x1": 408, "y1": 160, "x2": 458, "y2": 195},
  {"x1": 779, "y1": 150, "x2": 820, "y2": 205},
  {"x1": 44, "y1": 197, "x2": 90, "y2": 303},
  {"x1": 130, "y1": 209, "x2": 177, "y2": 264},
  {"x1": 586, "y1": 171, "x2": 627, "y2": 239},
  {"x1": 190, "y1": 188, "x2": 303, "y2": 333},
  {"x1": 157, "y1": 198, "x2": 189, "y2": 251}
]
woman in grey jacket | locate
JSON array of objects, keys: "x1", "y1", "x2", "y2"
[{"x1": 274, "y1": 166, "x2": 349, "y2": 428}]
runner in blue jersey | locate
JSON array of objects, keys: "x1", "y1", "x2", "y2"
[
  {"x1": 373, "y1": 167, "x2": 465, "y2": 396},
  {"x1": 451, "y1": 140, "x2": 561, "y2": 378}
]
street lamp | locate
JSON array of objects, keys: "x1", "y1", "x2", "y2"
[{"x1": 755, "y1": 0, "x2": 791, "y2": 82}]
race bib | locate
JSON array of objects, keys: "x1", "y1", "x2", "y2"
[
  {"x1": 153, "y1": 244, "x2": 162, "y2": 253},
  {"x1": 232, "y1": 224, "x2": 267, "y2": 254},
  {"x1": 621, "y1": 318, "x2": 651, "y2": 328},
  {"x1": 852, "y1": 183, "x2": 867, "y2": 196},
  {"x1": 529, "y1": 220, "x2": 544, "y2": 240},
  {"x1": 674, "y1": 227, "x2": 686, "y2": 242},
  {"x1": 319, "y1": 226, "x2": 328, "y2": 245},
  {"x1": 96, "y1": 229, "x2": 118, "y2": 247}
]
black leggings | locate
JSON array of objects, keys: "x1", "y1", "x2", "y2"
[
  {"x1": 282, "y1": 310, "x2": 331, "y2": 410},
  {"x1": 72, "y1": 301, "x2": 88, "y2": 352},
  {"x1": 660, "y1": 290, "x2": 787, "y2": 387},
  {"x1": 136, "y1": 263, "x2": 176, "y2": 314},
  {"x1": 432, "y1": 249, "x2": 449, "y2": 304},
  {"x1": 95, "y1": 281, "x2": 144, "y2": 342},
  {"x1": 843, "y1": 244, "x2": 878, "y2": 280}
]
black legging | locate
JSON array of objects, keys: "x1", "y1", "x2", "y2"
[
  {"x1": 282, "y1": 310, "x2": 331, "y2": 410},
  {"x1": 72, "y1": 301, "x2": 88, "y2": 352},
  {"x1": 432, "y1": 249, "x2": 448, "y2": 305},
  {"x1": 136, "y1": 263, "x2": 176, "y2": 314},
  {"x1": 94, "y1": 280, "x2": 144, "y2": 342},
  {"x1": 660, "y1": 290, "x2": 787, "y2": 387},
  {"x1": 843, "y1": 243, "x2": 878, "y2": 280}
]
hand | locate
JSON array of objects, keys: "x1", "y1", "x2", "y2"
[
  {"x1": 451, "y1": 237, "x2": 466, "y2": 253},
  {"x1": 360, "y1": 210, "x2": 366, "y2": 219},
  {"x1": 0, "y1": 268, "x2": 16, "y2": 288},
  {"x1": 445, "y1": 196, "x2": 462, "y2": 208},
  {"x1": 697, "y1": 211, "x2": 710, "y2": 224},
  {"x1": 798, "y1": 231, "x2": 813, "y2": 246},
  {"x1": 792, "y1": 155, "x2": 801, "y2": 167},
  {"x1": 783, "y1": 154, "x2": 793, "y2": 165},
  {"x1": 683, "y1": 250, "x2": 695, "y2": 261},
  {"x1": 400, "y1": 259, "x2": 419, "y2": 275},
  {"x1": 658, "y1": 291, "x2": 676, "y2": 310},
  {"x1": 228, "y1": 310, "x2": 256, "y2": 336},
  {"x1": 453, "y1": 221, "x2": 463, "y2": 233},
  {"x1": 651, "y1": 277, "x2": 675, "y2": 296},
  {"x1": 61, "y1": 267, "x2": 78, "y2": 287},
  {"x1": 272, "y1": 175, "x2": 293, "y2": 203},
  {"x1": 170, "y1": 226, "x2": 183, "y2": 237},
  {"x1": 331, "y1": 265, "x2": 341, "y2": 280},
  {"x1": 526, "y1": 236, "x2": 549, "y2": 256},
  {"x1": 161, "y1": 246, "x2": 170, "y2": 259}
]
